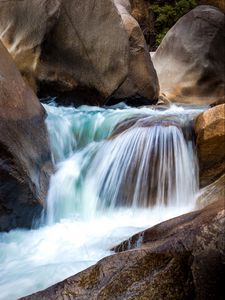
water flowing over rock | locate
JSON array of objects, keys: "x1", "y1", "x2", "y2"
[
  {"x1": 195, "y1": 104, "x2": 225, "y2": 187},
  {"x1": 152, "y1": 5, "x2": 225, "y2": 104},
  {"x1": 89, "y1": 125, "x2": 196, "y2": 208},
  {"x1": 44, "y1": 104, "x2": 200, "y2": 224},
  {"x1": 0, "y1": 0, "x2": 159, "y2": 106},
  {"x1": 0, "y1": 1, "x2": 224, "y2": 298},
  {"x1": 0, "y1": 41, "x2": 53, "y2": 231},
  {"x1": 22, "y1": 198, "x2": 225, "y2": 300}
]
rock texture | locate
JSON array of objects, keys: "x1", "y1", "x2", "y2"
[
  {"x1": 130, "y1": 1, "x2": 225, "y2": 51},
  {"x1": 109, "y1": 114, "x2": 183, "y2": 139},
  {"x1": 0, "y1": 0, "x2": 159, "y2": 106},
  {"x1": 197, "y1": 173, "x2": 225, "y2": 208},
  {"x1": 21, "y1": 198, "x2": 225, "y2": 300},
  {"x1": 195, "y1": 104, "x2": 225, "y2": 187},
  {"x1": 152, "y1": 5, "x2": 225, "y2": 104},
  {"x1": 110, "y1": 0, "x2": 159, "y2": 105},
  {"x1": 0, "y1": 41, "x2": 53, "y2": 231}
]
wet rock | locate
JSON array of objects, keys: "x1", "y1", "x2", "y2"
[
  {"x1": 0, "y1": 0, "x2": 159, "y2": 106},
  {"x1": 195, "y1": 104, "x2": 225, "y2": 187},
  {"x1": 197, "y1": 173, "x2": 225, "y2": 208},
  {"x1": 22, "y1": 199, "x2": 225, "y2": 300},
  {"x1": 152, "y1": 5, "x2": 225, "y2": 104},
  {"x1": 0, "y1": 41, "x2": 53, "y2": 231},
  {"x1": 110, "y1": 114, "x2": 183, "y2": 139},
  {"x1": 107, "y1": 114, "x2": 195, "y2": 208}
]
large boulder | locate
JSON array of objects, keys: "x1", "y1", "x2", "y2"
[
  {"x1": 110, "y1": 0, "x2": 159, "y2": 105},
  {"x1": 0, "y1": 41, "x2": 53, "y2": 231},
  {"x1": 195, "y1": 104, "x2": 225, "y2": 187},
  {"x1": 152, "y1": 5, "x2": 225, "y2": 104},
  {"x1": 0, "y1": 0, "x2": 159, "y2": 106},
  {"x1": 21, "y1": 198, "x2": 225, "y2": 300}
]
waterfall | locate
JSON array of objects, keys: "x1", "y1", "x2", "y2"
[
  {"x1": 44, "y1": 102, "x2": 201, "y2": 224},
  {"x1": 88, "y1": 125, "x2": 197, "y2": 209},
  {"x1": 0, "y1": 101, "x2": 206, "y2": 300}
]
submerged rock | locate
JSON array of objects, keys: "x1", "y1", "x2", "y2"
[
  {"x1": 0, "y1": 0, "x2": 159, "y2": 106},
  {"x1": 152, "y1": 5, "x2": 225, "y2": 104},
  {"x1": 195, "y1": 104, "x2": 225, "y2": 187},
  {"x1": 109, "y1": 114, "x2": 182, "y2": 138},
  {"x1": 22, "y1": 198, "x2": 225, "y2": 300},
  {"x1": 104, "y1": 114, "x2": 197, "y2": 208},
  {"x1": 0, "y1": 41, "x2": 53, "y2": 231}
]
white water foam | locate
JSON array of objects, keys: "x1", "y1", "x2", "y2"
[
  {"x1": 0, "y1": 205, "x2": 194, "y2": 300},
  {"x1": 0, "y1": 102, "x2": 206, "y2": 299}
]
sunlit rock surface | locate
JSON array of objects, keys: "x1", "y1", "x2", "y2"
[
  {"x1": 195, "y1": 104, "x2": 225, "y2": 187},
  {"x1": 152, "y1": 5, "x2": 225, "y2": 104}
]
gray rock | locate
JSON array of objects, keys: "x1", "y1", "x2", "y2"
[{"x1": 152, "y1": 5, "x2": 225, "y2": 104}]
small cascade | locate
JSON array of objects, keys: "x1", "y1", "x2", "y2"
[
  {"x1": 87, "y1": 123, "x2": 198, "y2": 209},
  {"x1": 45, "y1": 102, "x2": 202, "y2": 224},
  {"x1": 0, "y1": 102, "x2": 206, "y2": 300}
]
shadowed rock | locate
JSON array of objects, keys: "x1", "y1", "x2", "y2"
[
  {"x1": 109, "y1": 0, "x2": 159, "y2": 105},
  {"x1": 0, "y1": 41, "x2": 53, "y2": 231},
  {"x1": 0, "y1": 0, "x2": 159, "y2": 106}
]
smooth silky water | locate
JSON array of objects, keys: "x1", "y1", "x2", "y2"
[{"x1": 0, "y1": 102, "x2": 206, "y2": 299}]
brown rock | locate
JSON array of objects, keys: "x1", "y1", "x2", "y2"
[
  {"x1": 199, "y1": 0, "x2": 225, "y2": 12},
  {"x1": 110, "y1": 114, "x2": 181, "y2": 139},
  {"x1": 110, "y1": 0, "x2": 159, "y2": 105},
  {"x1": 152, "y1": 5, "x2": 225, "y2": 104},
  {"x1": 197, "y1": 173, "x2": 225, "y2": 208},
  {"x1": 210, "y1": 96, "x2": 225, "y2": 107},
  {"x1": 0, "y1": 41, "x2": 53, "y2": 231},
  {"x1": 195, "y1": 104, "x2": 225, "y2": 187},
  {"x1": 21, "y1": 199, "x2": 225, "y2": 300},
  {"x1": 157, "y1": 93, "x2": 172, "y2": 106},
  {"x1": 0, "y1": 0, "x2": 159, "y2": 106}
]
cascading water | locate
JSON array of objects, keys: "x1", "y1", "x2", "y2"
[
  {"x1": 46, "y1": 103, "x2": 199, "y2": 224},
  {"x1": 0, "y1": 102, "x2": 205, "y2": 300}
]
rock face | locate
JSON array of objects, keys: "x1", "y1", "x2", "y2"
[
  {"x1": 152, "y1": 5, "x2": 225, "y2": 104},
  {"x1": 110, "y1": 0, "x2": 159, "y2": 105},
  {"x1": 0, "y1": 0, "x2": 159, "y2": 106},
  {"x1": 195, "y1": 104, "x2": 225, "y2": 187},
  {"x1": 0, "y1": 41, "x2": 53, "y2": 231},
  {"x1": 197, "y1": 173, "x2": 225, "y2": 208},
  {"x1": 22, "y1": 198, "x2": 225, "y2": 300}
]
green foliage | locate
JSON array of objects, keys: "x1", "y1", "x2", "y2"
[{"x1": 151, "y1": 0, "x2": 197, "y2": 46}]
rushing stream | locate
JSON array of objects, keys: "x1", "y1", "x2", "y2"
[{"x1": 0, "y1": 102, "x2": 205, "y2": 299}]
